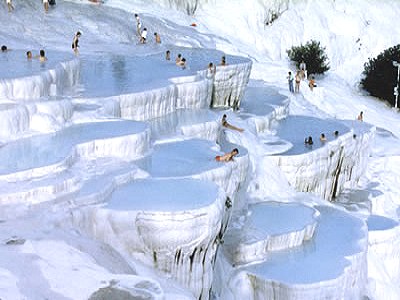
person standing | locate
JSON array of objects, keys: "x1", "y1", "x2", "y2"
[
  {"x1": 43, "y1": 0, "x2": 49, "y2": 12},
  {"x1": 357, "y1": 111, "x2": 363, "y2": 121},
  {"x1": 287, "y1": 71, "x2": 294, "y2": 93},
  {"x1": 7, "y1": 0, "x2": 14, "y2": 12},
  {"x1": 140, "y1": 28, "x2": 147, "y2": 44},
  {"x1": 72, "y1": 31, "x2": 82, "y2": 54},
  {"x1": 299, "y1": 60, "x2": 307, "y2": 79},
  {"x1": 154, "y1": 32, "x2": 161, "y2": 44},
  {"x1": 135, "y1": 13, "x2": 141, "y2": 36},
  {"x1": 295, "y1": 70, "x2": 301, "y2": 93},
  {"x1": 308, "y1": 76, "x2": 316, "y2": 91}
]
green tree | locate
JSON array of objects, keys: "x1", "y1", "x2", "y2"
[
  {"x1": 287, "y1": 40, "x2": 330, "y2": 75},
  {"x1": 361, "y1": 45, "x2": 400, "y2": 107}
]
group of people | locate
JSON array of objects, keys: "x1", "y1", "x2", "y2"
[
  {"x1": 26, "y1": 49, "x2": 47, "y2": 62},
  {"x1": 305, "y1": 131, "x2": 339, "y2": 146},
  {"x1": 214, "y1": 114, "x2": 244, "y2": 162},
  {"x1": 2, "y1": 29, "x2": 80, "y2": 63},
  {"x1": 1, "y1": 45, "x2": 47, "y2": 62},
  {"x1": 5, "y1": 0, "x2": 55, "y2": 13},
  {"x1": 287, "y1": 61, "x2": 317, "y2": 93},
  {"x1": 134, "y1": 13, "x2": 161, "y2": 45},
  {"x1": 170, "y1": 53, "x2": 186, "y2": 69}
]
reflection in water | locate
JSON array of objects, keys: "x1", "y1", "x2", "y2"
[{"x1": 111, "y1": 55, "x2": 129, "y2": 93}]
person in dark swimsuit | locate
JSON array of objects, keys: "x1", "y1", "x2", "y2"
[{"x1": 72, "y1": 31, "x2": 81, "y2": 54}]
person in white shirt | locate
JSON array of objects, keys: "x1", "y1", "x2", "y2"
[{"x1": 140, "y1": 28, "x2": 147, "y2": 44}]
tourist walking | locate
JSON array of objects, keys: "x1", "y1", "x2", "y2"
[
  {"x1": 287, "y1": 71, "x2": 294, "y2": 93},
  {"x1": 7, "y1": 0, "x2": 14, "y2": 12},
  {"x1": 72, "y1": 31, "x2": 82, "y2": 54},
  {"x1": 295, "y1": 70, "x2": 301, "y2": 93},
  {"x1": 43, "y1": 0, "x2": 49, "y2": 12}
]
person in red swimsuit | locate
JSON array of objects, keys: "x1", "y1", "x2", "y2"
[{"x1": 215, "y1": 148, "x2": 239, "y2": 162}]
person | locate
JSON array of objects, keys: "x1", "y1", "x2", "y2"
[
  {"x1": 1, "y1": 45, "x2": 8, "y2": 52},
  {"x1": 165, "y1": 50, "x2": 170, "y2": 61},
  {"x1": 295, "y1": 70, "x2": 301, "y2": 93},
  {"x1": 207, "y1": 62, "x2": 216, "y2": 77},
  {"x1": 135, "y1": 13, "x2": 141, "y2": 36},
  {"x1": 43, "y1": 0, "x2": 49, "y2": 12},
  {"x1": 334, "y1": 130, "x2": 339, "y2": 138},
  {"x1": 308, "y1": 76, "x2": 316, "y2": 91},
  {"x1": 299, "y1": 60, "x2": 307, "y2": 79},
  {"x1": 72, "y1": 31, "x2": 81, "y2": 54},
  {"x1": 140, "y1": 28, "x2": 147, "y2": 44},
  {"x1": 26, "y1": 51, "x2": 33, "y2": 59},
  {"x1": 220, "y1": 56, "x2": 227, "y2": 66},
  {"x1": 287, "y1": 71, "x2": 294, "y2": 93},
  {"x1": 215, "y1": 148, "x2": 239, "y2": 162},
  {"x1": 6, "y1": 0, "x2": 14, "y2": 12},
  {"x1": 305, "y1": 136, "x2": 313, "y2": 145},
  {"x1": 357, "y1": 111, "x2": 363, "y2": 121},
  {"x1": 175, "y1": 53, "x2": 182, "y2": 64},
  {"x1": 320, "y1": 133, "x2": 327, "y2": 142},
  {"x1": 221, "y1": 114, "x2": 244, "y2": 132},
  {"x1": 154, "y1": 32, "x2": 161, "y2": 44},
  {"x1": 39, "y1": 49, "x2": 47, "y2": 62},
  {"x1": 177, "y1": 57, "x2": 186, "y2": 69}
]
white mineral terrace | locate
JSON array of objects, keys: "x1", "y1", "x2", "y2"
[
  {"x1": 72, "y1": 178, "x2": 229, "y2": 300},
  {"x1": 147, "y1": 108, "x2": 220, "y2": 142},
  {"x1": 72, "y1": 49, "x2": 251, "y2": 121},
  {"x1": 0, "y1": 50, "x2": 79, "y2": 100},
  {"x1": 223, "y1": 202, "x2": 318, "y2": 266},
  {"x1": 0, "y1": 37, "x2": 378, "y2": 300},
  {"x1": 270, "y1": 115, "x2": 375, "y2": 200},
  {"x1": 226, "y1": 205, "x2": 368, "y2": 300},
  {"x1": 0, "y1": 120, "x2": 150, "y2": 181},
  {"x1": 366, "y1": 214, "x2": 400, "y2": 299},
  {"x1": 144, "y1": 138, "x2": 249, "y2": 200},
  {"x1": 240, "y1": 81, "x2": 290, "y2": 134}
]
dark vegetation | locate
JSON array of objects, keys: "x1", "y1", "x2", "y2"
[
  {"x1": 361, "y1": 45, "x2": 400, "y2": 107},
  {"x1": 287, "y1": 40, "x2": 330, "y2": 75}
]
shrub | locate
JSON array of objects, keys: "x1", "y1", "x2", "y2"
[
  {"x1": 287, "y1": 40, "x2": 330, "y2": 75},
  {"x1": 361, "y1": 45, "x2": 400, "y2": 106}
]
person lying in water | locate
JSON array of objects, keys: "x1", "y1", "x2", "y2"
[
  {"x1": 221, "y1": 114, "x2": 244, "y2": 132},
  {"x1": 215, "y1": 148, "x2": 239, "y2": 162}
]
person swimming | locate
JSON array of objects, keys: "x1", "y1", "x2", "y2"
[
  {"x1": 39, "y1": 49, "x2": 47, "y2": 62},
  {"x1": 305, "y1": 136, "x2": 313, "y2": 145},
  {"x1": 215, "y1": 148, "x2": 239, "y2": 162}
]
